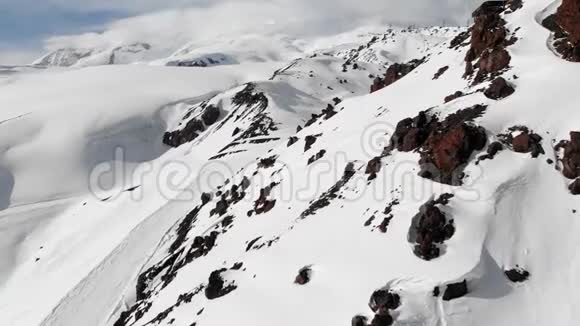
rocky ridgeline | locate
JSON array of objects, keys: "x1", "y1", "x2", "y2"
[
  {"x1": 370, "y1": 58, "x2": 425, "y2": 93},
  {"x1": 542, "y1": 0, "x2": 580, "y2": 62},
  {"x1": 464, "y1": 1, "x2": 517, "y2": 84}
]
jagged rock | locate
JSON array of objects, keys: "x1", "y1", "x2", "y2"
[
  {"x1": 504, "y1": 267, "x2": 530, "y2": 282},
  {"x1": 287, "y1": 136, "x2": 299, "y2": 147},
  {"x1": 556, "y1": 131, "x2": 580, "y2": 179},
  {"x1": 258, "y1": 155, "x2": 277, "y2": 168},
  {"x1": 507, "y1": 129, "x2": 545, "y2": 157},
  {"x1": 205, "y1": 269, "x2": 237, "y2": 300},
  {"x1": 477, "y1": 141, "x2": 504, "y2": 163},
  {"x1": 484, "y1": 77, "x2": 515, "y2": 99},
  {"x1": 443, "y1": 280, "x2": 468, "y2": 301},
  {"x1": 450, "y1": 31, "x2": 470, "y2": 49},
  {"x1": 569, "y1": 178, "x2": 580, "y2": 195},
  {"x1": 308, "y1": 150, "x2": 326, "y2": 165},
  {"x1": 444, "y1": 91, "x2": 465, "y2": 103},
  {"x1": 556, "y1": 0, "x2": 580, "y2": 44},
  {"x1": 163, "y1": 118, "x2": 205, "y2": 147},
  {"x1": 433, "y1": 66, "x2": 449, "y2": 80},
  {"x1": 365, "y1": 157, "x2": 382, "y2": 175},
  {"x1": 371, "y1": 58, "x2": 425, "y2": 93},
  {"x1": 540, "y1": 0, "x2": 580, "y2": 62},
  {"x1": 369, "y1": 289, "x2": 400, "y2": 313},
  {"x1": 465, "y1": 1, "x2": 513, "y2": 83},
  {"x1": 304, "y1": 135, "x2": 318, "y2": 152},
  {"x1": 201, "y1": 105, "x2": 220, "y2": 125},
  {"x1": 294, "y1": 266, "x2": 312, "y2": 285},
  {"x1": 388, "y1": 106, "x2": 487, "y2": 185},
  {"x1": 409, "y1": 198, "x2": 455, "y2": 260}
]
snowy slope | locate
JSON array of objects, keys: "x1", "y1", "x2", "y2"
[{"x1": 1, "y1": 0, "x2": 580, "y2": 326}]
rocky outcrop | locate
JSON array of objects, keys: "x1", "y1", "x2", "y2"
[
  {"x1": 408, "y1": 198, "x2": 455, "y2": 260},
  {"x1": 205, "y1": 269, "x2": 237, "y2": 300},
  {"x1": 464, "y1": 1, "x2": 513, "y2": 83},
  {"x1": 484, "y1": 77, "x2": 515, "y2": 99},
  {"x1": 388, "y1": 105, "x2": 487, "y2": 185},
  {"x1": 541, "y1": 0, "x2": 580, "y2": 62},
  {"x1": 556, "y1": 132, "x2": 580, "y2": 179},
  {"x1": 499, "y1": 126, "x2": 545, "y2": 158},
  {"x1": 163, "y1": 104, "x2": 222, "y2": 147},
  {"x1": 371, "y1": 58, "x2": 425, "y2": 93},
  {"x1": 569, "y1": 178, "x2": 580, "y2": 195},
  {"x1": 442, "y1": 280, "x2": 468, "y2": 301}
]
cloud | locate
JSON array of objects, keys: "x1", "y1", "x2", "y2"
[
  {"x1": 0, "y1": 49, "x2": 43, "y2": 65},
  {"x1": 43, "y1": 0, "x2": 483, "y2": 52}
]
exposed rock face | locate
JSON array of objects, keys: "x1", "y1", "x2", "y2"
[
  {"x1": 484, "y1": 77, "x2": 515, "y2": 99},
  {"x1": 205, "y1": 269, "x2": 237, "y2": 300},
  {"x1": 163, "y1": 104, "x2": 222, "y2": 147},
  {"x1": 370, "y1": 58, "x2": 425, "y2": 93},
  {"x1": 556, "y1": 0, "x2": 580, "y2": 44},
  {"x1": 443, "y1": 280, "x2": 468, "y2": 301},
  {"x1": 388, "y1": 106, "x2": 487, "y2": 185},
  {"x1": 556, "y1": 132, "x2": 580, "y2": 179},
  {"x1": 465, "y1": 1, "x2": 512, "y2": 83},
  {"x1": 408, "y1": 199, "x2": 455, "y2": 260},
  {"x1": 541, "y1": 0, "x2": 580, "y2": 62},
  {"x1": 201, "y1": 105, "x2": 220, "y2": 125}
]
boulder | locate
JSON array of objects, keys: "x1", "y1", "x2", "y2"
[
  {"x1": 443, "y1": 280, "x2": 468, "y2": 301},
  {"x1": 569, "y1": 178, "x2": 580, "y2": 195},
  {"x1": 484, "y1": 77, "x2": 515, "y2": 99},
  {"x1": 504, "y1": 267, "x2": 530, "y2": 282}
]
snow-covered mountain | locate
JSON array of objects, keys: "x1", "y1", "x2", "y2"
[{"x1": 1, "y1": 0, "x2": 580, "y2": 326}]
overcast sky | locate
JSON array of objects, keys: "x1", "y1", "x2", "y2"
[{"x1": 0, "y1": 0, "x2": 482, "y2": 65}]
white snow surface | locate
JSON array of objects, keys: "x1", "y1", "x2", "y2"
[{"x1": 0, "y1": 1, "x2": 579, "y2": 326}]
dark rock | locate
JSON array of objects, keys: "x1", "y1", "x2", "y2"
[
  {"x1": 308, "y1": 150, "x2": 326, "y2": 165},
  {"x1": 258, "y1": 155, "x2": 277, "y2": 168},
  {"x1": 433, "y1": 66, "x2": 449, "y2": 80},
  {"x1": 163, "y1": 118, "x2": 205, "y2": 147},
  {"x1": 294, "y1": 266, "x2": 312, "y2": 285},
  {"x1": 365, "y1": 157, "x2": 382, "y2": 175},
  {"x1": 450, "y1": 31, "x2": 470, "y2": 49},
  {"x1": 484, "y1": 77, "x2": 515, "y2": 99},
  {"x1": 371, "y1": 58, "x2": 425, "y2": 93},
  {"x1": 556, "y1": 131, "x2": 580, "y2": 179},
  {"x1": 409, "y1": 199, "x2": 455, "y2": 260},
  {"x1": 433, "y1": 286, "x2": 440, "y2": 297},
  {"x1": 370, "y1": 313, "x2": 393, "y2": 326},
  {"x1": 201, "y1": 105, "x2": 220, "y2": 125},
  {"x1": 304, "y1": 135, "x2": 318, "y2": 152},
  {"x1": 352, "y1": 315, "x2": 368, "y2": 326},
  {"x1": 444, "y1": 91, "x2": 465, "y2": 103},
  {"x1": 205, "y1": 269, "x2": 237, "y2": 300},
  {"x1": 556, "y1": 0, "x2": 580, "y2": 44},
  {"x1": 201, "y1": 192, "x2": 212, "y2": 205},
  {"x1": 369, "y1": 289, "x2": 400, "y2": 313},
  {"x1": 569, "y1": 178, "x2": 580, "y2": 195},
  {"x1": 504, "y1": 267, "x2": 530, "y2": 282},
  {"x1": 287, "y1": 136, "x2": 299, "y2": 147},
  {"x1": 443, "y1": 280, "x2": 468, "y2": 301}
]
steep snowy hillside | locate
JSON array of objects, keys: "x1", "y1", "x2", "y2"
[{"x1": 1, "y1": 0, "x2": 579, "y2": 326}]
